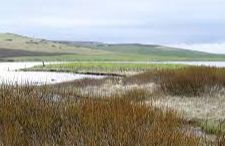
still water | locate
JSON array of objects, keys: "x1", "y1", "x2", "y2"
[{"x1": 0, "y1": 62, "x2": 103, "y2": 85}]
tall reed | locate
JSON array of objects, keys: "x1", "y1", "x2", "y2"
[
  {"x1": 0, "y1": 85, "x2": 200, "y2": 145},
  {"x1": 125, "y1": 66, "x2": 225, "y2": 96}
]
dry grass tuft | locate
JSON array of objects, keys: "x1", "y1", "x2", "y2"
[
  {"x1": 159, "y1": 66, "x2": 225, "y2": 96},
  {"x1": 125, "y1": 66, "x2": 225, "y2": 97}
]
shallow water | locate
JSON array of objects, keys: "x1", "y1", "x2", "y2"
[{"x1": 0, "y1": 62, "x2": 103, "y2": 85}]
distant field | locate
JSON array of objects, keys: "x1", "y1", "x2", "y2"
[{"x1": 1, "y1": 33, "x2": 225, "y2": 61}]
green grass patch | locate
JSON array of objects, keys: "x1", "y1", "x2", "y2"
[
  {"x1": 25, "y1": 62, "x2": 185, "y2": 74},
  {"x1": 199, "y1": 120, "x2": 225, "y2": 135}
]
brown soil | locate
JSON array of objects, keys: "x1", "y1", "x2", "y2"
[{"x1": 0, "y1": 48, "x2": 66, "y2": 58}]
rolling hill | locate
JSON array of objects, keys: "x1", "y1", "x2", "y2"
[
  {"x1": 62, "y1": 42, "x2": 218, "y2": 57},
  {"x1": 0, "y1": 33, "x2": 225, "y2": 61},
  {"x1": 0, "y1": 33, "x2": 110, "y2": 55}
]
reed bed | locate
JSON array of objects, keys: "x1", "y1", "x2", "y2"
[
  {"x1": 0, "y1": 85, "x2": 202, "y2": 146},
  {"x1": 125, "y1": 66, "x2": 225, "y2": 97},
  {"x1": 159, "y1": 66, "x2": 225, "y2": 96}
]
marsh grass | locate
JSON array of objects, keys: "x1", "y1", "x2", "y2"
[
  {"x1": 198, "y1": 120, "x2": 225, "y2": 135},
  {"x1": 159, "y1": 66, "x2": 225, "y2": 96},
  {"x1": 57, "y1": 77, "x2": 121, "y2": 88},
  {"x1": 125, "y1": 66, "x2": 225, "y2": 97},
  {"x1": 25, "y1": 62, "x2": 184, "y2": 75},
  {"x1": 1, "y1": 66, "x2": 225, "y2": 145},
  {"x1": 123, "y1": 70, "x2": 160, "y2": 85},
  {"x1": 0, "y1": 85, "x2": 201, "y2": 146}
]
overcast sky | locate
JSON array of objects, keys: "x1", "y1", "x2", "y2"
[{"x1": 1, "y1": 0, "x2": 225, "y2": 53}]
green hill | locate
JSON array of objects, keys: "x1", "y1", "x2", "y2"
[
  {"x1": 0, "y1": 33, "x2": 225, "y2": 61},
  {"x1": 69, "y1": 43, "x2": 212, "y2": 57},
  {"x1": 0, "y1": 33, "x2": 111, "y2": 56},
  {"x1": 56, "y1": 41, "x2": 225, "y2": 61}
]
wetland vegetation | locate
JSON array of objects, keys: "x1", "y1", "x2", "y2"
[{"x1": 1, "y1": 62, "x2": 225, "y2": 145}]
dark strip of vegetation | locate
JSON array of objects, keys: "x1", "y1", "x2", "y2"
[{"x1": 0, "y1": 48, "x2": 68, "y2": 58}]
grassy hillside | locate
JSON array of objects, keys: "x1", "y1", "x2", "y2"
[
  {"x1": 0, "y1": 33, "x2": 110, "y2": 55},
  {"x1": 63, "y1": 42, "x2": 225, "y2": 60},
  {"x1": 1, "y1": 33, "x2": 225, "y2": 61}
]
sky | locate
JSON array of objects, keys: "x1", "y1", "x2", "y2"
[{"x1": 1, "y1": 0, "x2": 225, "y2": 53}]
